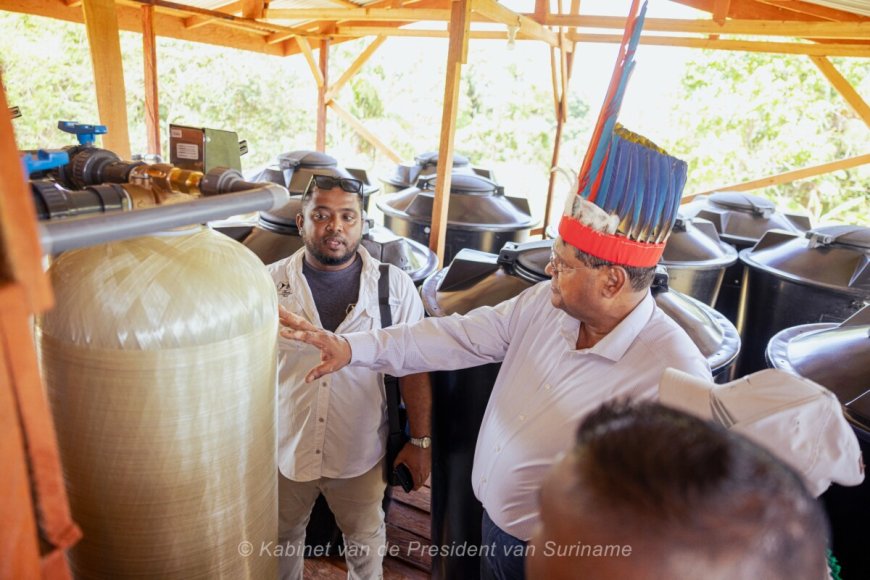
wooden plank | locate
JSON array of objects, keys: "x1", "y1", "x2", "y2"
[
  {"x1": 328, "y1": 101, "x2": 403, "y2": 163},
  {"x1": 559, "y1": 31, "x2": 568, "y2": 118},
  {"x1": 241, "y1": 0, "x2": 264, "y2": 19},
  {"x1": 685, "y1": 153, "x2": 870, "y2": 201},
  {"x1": 386, "y1": 501, "x2": 431, "y2": 539},
  {"x1": 316, "y1": 38, "x2": 329, "y2": 152},
  {"x1": 712, "y1": 0, "x2": 731, "y2": 23},
  {"x1": 386, "y1": 523, "x2": 432, "y2": 570},
  {"x1": 383, "y1": 556, "x2": 430, "y2": 579},
  {"x1": 303, "y1": 557, "x2": 347, "y2": 579},
  {"x1": 564, "y1": 32, "x2": 870, "y2": 57},
  {"x1": 757, "y1": 0, "x2": 863, "y2": 22},
  {"x1": 184, "y1": 0, "x2": 241, "y2": 29},
  {"x1": 0, "y1": 0, "x2": 286, "y2": 57},
  {"x1": 297, "y1": 35, "x2": 325, "y2": 88},
  {"x1": 535, "y1": 0, "x2": 548, "y2": 19},
  {"x1": 549, "y1": 46, "x2": 560, "y2": 118},
  {"x1": 472, "y1": 0, "x2": 558, "y2": 47},
  {"x1": 0, "y1": 78, "x2": 53, "y2": 311},
  {"x1": 142, "y1": 4, "x2": 160, "y2": 156},
  {"x1": 430, "y1": 0, "x2": 472, "y2": 265},
  {"x1": 0, "y1": 285, "x2": 44, "y2": 580},
  {"x1": 325, "y1": 36, "x2": 387, "y2": 103},
  {"x1": 389, "y1": 478, "x2": 432, "y2": 513},
  {"x1": 83, "y1": 0, "x2": 132, "y2": 158},
  {"x1": 542, "y1": 15, "x2": 870, "y2": 40},
  {"x1": 809, "y1": 55, "x2": 870, "y2": 129},
  {"x1": 672, "y1": 0, "x2": 865, "y2": 22},
  {"x1": 265, "y1": 8, "x2": 451, "y2": 22}
]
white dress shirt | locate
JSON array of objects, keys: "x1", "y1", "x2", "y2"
[
  {"x1": 269, "y1": 246, "x2": 424, "y2": 482},
  {"x1": 344, "y1": 280, "x2": 711, "y2": 540}
]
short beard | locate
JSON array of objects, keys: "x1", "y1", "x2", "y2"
[{"x1": 304, "y1": 238, "x2": 361, "y2": 267}]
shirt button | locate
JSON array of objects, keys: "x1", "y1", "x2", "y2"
[
  {"x1": 518, "y1": 414, "x2": 526, "y2": 422},
  {"x1": 481, "y1": 477, "x2": 487, "y2": 484},
  {"x1": 544, "y1": 383, "x2": 551, "y2": 391},
  {"x1": 321, "y1": 381, "x2": 327, "y2": 387},
  {"x1": 319, "y1": 417, "x2": 325, "y2": 423},
  {"x1": 495, "y1": 445, "x2": 501, "y2": 453},
  {"x1": 315, "y1": 449, "x2": 321, "y2": 455}
]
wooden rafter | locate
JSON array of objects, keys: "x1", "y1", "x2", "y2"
[
  {"x1": 472, "y1": 0, "x2": 558, "y2": 47},
  {"x1": 713, "y1": 0, "x2": 732, "y2": 23},
  {"x1": 542, "y1": 15, "x2": 870, "y2": 39},
  {"x1": 240, "y1": 0, "x2": 264, "y2": 19},
  {"x1": 565, "y1": 32, "x2": 870, "y2": 57},
  {"x1": 183, "y1": 1, "x2": 240, "y2": 29},
  {"x1": 297, "y1": 36, "x2": 325, "y2": 87},
  {"x1": 686, "y1": 153, "x2": 870, "y2": 200},
  {"x1": 809, "y1": 55, "x2": 870, "y2": 128},
  {"x1": 756, "y1": 0, "x2": 863, "y2": 22},
  {"x1": 672, "y1": 0, "x2": 865, "y2": 22}
]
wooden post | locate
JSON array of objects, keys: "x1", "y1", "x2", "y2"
[
  {"x1": 316, "y1": 39, "x2": 330, "y2": 152},
  {"x1": 430, "y1": 0, "x2": 472, "y2": 265},
  {"x1": 0, "y1": 73, "x2": 80, "y2": 580},
  {"x1": 543, "y1": 0, "x2": 580, "y2": 235},
  {"x1": 82, "y1": 0, "x2": 131, "y2": 158},
  {"x1": 142, "y1": 5, "x2": 160, "y2": 156}
]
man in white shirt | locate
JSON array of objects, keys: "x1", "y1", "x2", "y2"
[
  {"x1": 270, "y1": 169, "x2": 431, "y2": 580},
  {"x1": 279, "y1": 120, "x2": 713, "y2": 578}
]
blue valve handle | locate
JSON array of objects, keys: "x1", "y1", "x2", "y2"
[
  {"x1": 57, "y1": 120, "x2": 107, "y2": 145},
  {"x1": 22, "y1": 150, "x2": 70, "y2": 176}
]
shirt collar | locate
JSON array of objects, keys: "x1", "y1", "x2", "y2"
[{"x1": 561, "y1": 291, "x2": 655, "y2": 362}]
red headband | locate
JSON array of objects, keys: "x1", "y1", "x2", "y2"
[{"x1": 558, "y1": 215, "x2": 664, "y2": 268}]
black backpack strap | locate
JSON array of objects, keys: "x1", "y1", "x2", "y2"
[{"x1": 379, "y1": 265, "x2": 403, "y2": 461}]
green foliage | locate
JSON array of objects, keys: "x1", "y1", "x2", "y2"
[{"x1": 670, "y1": 50, "x2": 869, "y2": 226}]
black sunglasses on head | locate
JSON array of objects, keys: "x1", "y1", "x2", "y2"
[{"x1": 308, "y1": 174, "x2": 364, "y2": 194}]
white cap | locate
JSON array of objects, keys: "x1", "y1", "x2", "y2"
[{"x1": 660, "y1": 368, "x2": 864, "y2": 497}]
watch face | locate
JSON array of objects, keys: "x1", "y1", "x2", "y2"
[{"x1": 412, "y1": 436, "x2": 431, "y2": 448}]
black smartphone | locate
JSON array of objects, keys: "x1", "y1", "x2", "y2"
[{"x1": 393, "y1": 463, "x2": 414, "y2": 493}]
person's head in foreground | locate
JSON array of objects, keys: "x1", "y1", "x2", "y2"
[{"x1": 527, "y1": 401, "x2": 829, "y2": 580}]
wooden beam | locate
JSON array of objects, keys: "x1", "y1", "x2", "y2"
[
  {"x1": 672, "y1": 0, "x2": 864, "y2": 22},
  {"x1": 183, "y1": 1, "x2": 240, "y2": 29},
  {"x1": 757, "y1": 0, "x2": 861, "y2": 22},
  {"x1": 241, "y1": 0, "x2": 264, "y2": 19},
  {"x1": 325, "y1": 36, "x2": 387, "y2": 103},
  {"x1": 142, "y1": 4, "x2": 160, "y2": 156},
  {"x1": 543, "y1": 15, "x2": 870, "y2": 40},
  {"x1": 472, "y1": 0, "x2": 558, "y2": 47},
  {"x1": 335, "y1": 26, "x2": 529, "y2": 39},
  {"x1": 564, "y1": 32, "x2": 870, "y2": 57},
  {"x1": 535, "y1": 0, "x2": 548, "y2": 20},
  {"x1": 686, "y1": 153, "x2": 870, "y2": 201},
  {"x1": 0, "y1": 0, "x2": 286, "y2": 56},
  {"x1": 431, "y1": 0, "x2": 472, "y2": 265},
  {"x1": 316, "y1": 39, "x2": 329, "y2": 152},
  {"x1": 297, "y1": 36, "x2": 325, "y2": 88},
  {"x1": 82, "y1": 0, "x2": 131, "y2": 158},
  {"x1": 328, "y1": 101, "x2": 402, "y2": 164},
  {"x1": 712, "y1": 0, "x2": 731, "y2": 24},
  {"x1": 265, "y1": 8, "x2": 451, "y2": 22},
  {"x1": 809, "y1": 56, "x2": 870, "y2": 129}
]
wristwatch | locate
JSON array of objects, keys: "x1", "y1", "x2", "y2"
[{"x1": 409, "y1": 436, "x2": 432, "y2": 449}]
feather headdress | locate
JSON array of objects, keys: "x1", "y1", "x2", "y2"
[{"x1": 559, "y1": 0, "x2": 687, "y2": 268}]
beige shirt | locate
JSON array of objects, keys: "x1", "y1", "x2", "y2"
[{"x1": 269, "y1": 246, "x2": 424, "y2": 482}]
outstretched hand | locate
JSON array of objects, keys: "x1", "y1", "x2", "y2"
[{"x1": 278, "y1": 306, "x2": 352, "y2": 383}]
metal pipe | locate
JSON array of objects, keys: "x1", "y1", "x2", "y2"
[{"x1": 39, "y1": 182, "x2": 289, "y2": 255}]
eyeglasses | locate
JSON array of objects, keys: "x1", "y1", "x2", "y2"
[
  {"x1": 548, "y1": 250, "x2": 583, "y2": 275},
  {"x1": 308, "y1": 174, "x2": 364, "y2": 195}
]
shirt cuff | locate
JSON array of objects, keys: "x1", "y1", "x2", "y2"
[{"x1": 344, "y1": 331, "x2": 377, "y2": 366}]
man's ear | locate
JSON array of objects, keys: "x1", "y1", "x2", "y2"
[
  {"x1": 600, "y1": 265, "x2": 627, "y2": 298},
  {"x1": 295, "y1": 212, "x2": 304, "y2": 232}
]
